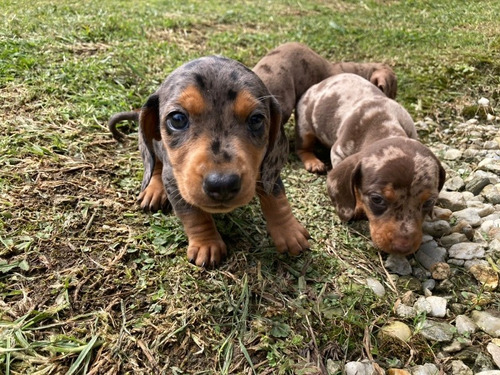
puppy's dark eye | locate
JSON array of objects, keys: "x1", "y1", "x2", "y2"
[
  {"x1": 369, "y1": 194, "x2": 387, "y2": 215},
  {"x1": 247, "y1": 113, "x2": 265, "y2": 132},
  {"x1": 166, "y1": 112, "x2": 189, "y2": 131},
  {"x1": 370, "y1": 194, "x2": 385, "y2": 206},
  {"x1": 423, "y1": 199, "x2": 435, "y2": 210}
]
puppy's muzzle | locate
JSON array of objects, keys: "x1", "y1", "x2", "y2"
[{"x1": 203, "y1": 172, "x2": 242, "y2": 202}]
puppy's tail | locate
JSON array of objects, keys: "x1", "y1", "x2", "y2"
[{"x1": 108, "y1": 110, "x2": 140, "y2": 142}]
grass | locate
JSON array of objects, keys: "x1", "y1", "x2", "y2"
[{"x1": 1, "y1": 0, "x2": 499, "y2": 373}]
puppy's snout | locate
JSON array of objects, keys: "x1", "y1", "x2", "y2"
[
  {"x1": 391, "y1": 236, "x2": 419, "y2": 256},
  {"x1": 203, "y1": 173, "x2": 241, "y2": 202}
]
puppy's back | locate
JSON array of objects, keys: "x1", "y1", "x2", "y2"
[{"x1": 296, "y1": 73, "x2": 386, "y2": 144}]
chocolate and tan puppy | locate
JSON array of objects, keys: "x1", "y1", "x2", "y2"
[
  {"x1": 253, "y1": 42, "x2": 397, "y2": 125},
  {"x1": 296, "y1": 73, "x2": 445, "y2": 255}
]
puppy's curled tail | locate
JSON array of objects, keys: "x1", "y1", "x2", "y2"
[{"x1": 108, "y1": 110, "x2": 140, "y2": 142}]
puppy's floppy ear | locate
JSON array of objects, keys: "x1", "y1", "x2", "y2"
[
  {"x1": 437, "y1": 161, "x2": 446, "y2": 191},
  {"x1": 260, "y1": 96, "x2": 286, "y2": 194},
  {"x1": 138, "y1": 94, "x2": 161, "y2": 191},
  {"x1": 267, "y1": 96, "x2": 282, "y2": 149},
  {"x1": 327, "y1": 154, "x2": 362, "y2": 221},
  {"x1": 370, "y1": 68, "x2": 397, "y2": 99}
]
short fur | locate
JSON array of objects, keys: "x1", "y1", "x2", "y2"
[
  {"x1": 111, "y1": 55, "x2": 310, "y2": 267},
  {"x1": 253, "y1": 42, "x2": 397, "y2": 125},
  {"x1": 108, "y1": 43, "x2": 399, "y2": 266},
  {"x1": 295, "y1": 73, "x2": 445, "y2": 255}
]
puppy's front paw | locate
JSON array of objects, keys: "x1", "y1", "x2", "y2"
[
  {"x1": 187, "y1": 239, "x2": 227, "y2": 268},
  {"x1": 138, "y1": 183, "x2": 169, "y2": 212},
  {"x1": 268, "y1": 217, "x2": 311, "y2": 256},
  {"x1": 304, "y1": 159, "x2": 327, "y2": 174}
]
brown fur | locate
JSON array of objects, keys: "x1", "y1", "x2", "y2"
[
  {"x1": 253, "y1": 42, "x2": 397, "y2": 125},
  {"x1": 296, "y1": 73, "x2": 445, "y2": 255},
  {"x1": 107, "y1": 43, "x2": 399, "y2": 265},
  {"x1": 109, "y1": 53, "x2": 313, "y2": 267}
]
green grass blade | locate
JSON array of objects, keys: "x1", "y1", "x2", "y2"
[{"x1": 65, "y1": 335, "x2": 99, "y2": 375}]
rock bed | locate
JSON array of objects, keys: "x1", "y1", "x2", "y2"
[{"x1": 339, "y1": 116, "x2": 500, "y2": 375}]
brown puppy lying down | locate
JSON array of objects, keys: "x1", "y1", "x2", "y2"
[
  {"x1": 296, "y1": 73, "x2": 445, "y2": 255},
  {"x1": 108, "y1": 43, "x2": 398, "y2": 266}
]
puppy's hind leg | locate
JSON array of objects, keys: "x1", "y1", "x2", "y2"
[{"x1": 295, "y1": 128, "x2": 327, "y2": 174}]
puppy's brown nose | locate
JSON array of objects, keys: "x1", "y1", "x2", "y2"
[
  {"x1": 203, "y1": 173, "x2": 241, "y2": 202},
  {"x1": 391, "y1": 236, "x2": 419, "y2": 256}
]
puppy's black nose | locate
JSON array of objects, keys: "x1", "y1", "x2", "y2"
[{"x1": 203, "y1": 173, "x2": 241, "y2": 202}]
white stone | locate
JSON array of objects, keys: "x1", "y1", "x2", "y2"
[
  {"x1": 410, "y1": 363, "x2": 439, "y2": 375},
  {"x1": 344, "y1": 360, "x2": 374, "y2": 375},
  {"x1": 451, "y1": 208, "x2": 483, "y2": 227},
  {"x1": 478, "y1": 97, "x2": 490, "y2": 106},
  {"x1": 414, "y1": 296, "x2": 432, "y2": 315},
  {"x1": 426, "y1": 296, "x2": 447, "y2": 318},
  {"x1": 471, "y1": 310, "x2": 500, "y2": 337},
  {"x1": 365, "y1": 277, "x2": 386, "y2": 297},
  {"x1": 487, "y1": 342, "x2": 500, "y2": 369},
  {"x1": 444, "y1": 148, "x2": 463, "y2": 160},
  {"x1": 396, "y1": 303, "x2": 416, "y2": 319},
  {"x1": 450, "y1": 360, "x2": 473, "y2": 375},
  {"x1": 455, "y1": 314, "x2": 478, "y2": 335},
  {"x1": 448, "y1": 242, "x2": 485, "y2": 259}
]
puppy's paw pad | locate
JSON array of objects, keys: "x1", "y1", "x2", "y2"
[{"x1": 187, "y1": 240, "x2": 227, "y2": 268}]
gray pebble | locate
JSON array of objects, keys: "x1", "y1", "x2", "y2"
[
  {"x1": 420, "y1": 320, "x2": 454, "y2": 342},
  {"x1": 451, "y1": 208, "x2": 483, "y2": 227},
  {"x1": 444, "y1": 176, "x2": 466, "y2": 191},
  {"x1": 455, "y1": 314, "x2": 478, "y2": 335},
  {"x1": 440, "y1": 232, "x2": 468, "y2": 248},
  {"x1": 463, "y1": 258, "x2": 489, "y2": 269},
  {"x1": 449, "y1": 360, "x2": 473, "y2": 375},
  {"x1": 479, "y1": 158, "x2": 500, "y2": 174},
  {"x1": 444, "y1": 148, "x2": 463, "y2": 160},
  {"x1": 439, "y1": 191, "x2": 467, "y2": 211},
  {"x1": 465, "y1": 175, "x2": 493, "y2": 195},
  {"x1": 422, "y1": 279, "x2": 436, "y2": 292},
  {"x1": 410, "y1": 363, "x2": 439, "y2": 375},
  {"x1": 489, "y1": 238, "x2": 500, "y2": 253},
  {"x1": 385, "y1": 254, "x2": 412, "y2": 275},
  {"x1": 484, "y1": 140, "x2": 499, "y2": 149},
  {"x1": 486, "y1": 342, "x2": 500, "y2": 369},
  {"x1": 422, "y1": 219, "x2": 451, "y2": 237},
  {"x1": 481, "y1": 184, "x2": 500, "y2": 204},
  {"x1": 443, "y1": 338, "x2": 471, "y2": 353},
  {"x1": 471, "y1": 310, "x2": 500, "y2": 337},
  {"x1": 448, "y1": 258, "x2": 465, "y2": 266},
  {"x1": 415, "y1": 241, "x2": 446, "y2": 270},
  {"x1": 448, "y1": 242, "x2": 485, "y2": 259}
]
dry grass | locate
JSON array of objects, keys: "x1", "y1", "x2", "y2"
[{"x1": 1, "y1": 0, "x2": 499, "y2": 373}]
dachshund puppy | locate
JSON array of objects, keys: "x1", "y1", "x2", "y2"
[
  {"x1": 253, "y1": 42, "x2": 397, "y2": 125},
  {"x1": 295, "y1": 73, "x2": 445, "y2": 255},
  {"x1": 112, "y1": 56, "x2": 310, "y2": 267}
]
